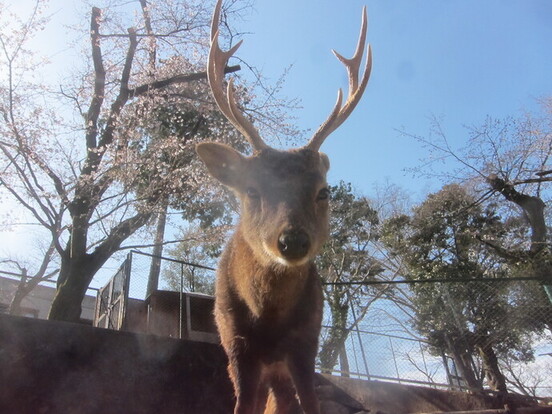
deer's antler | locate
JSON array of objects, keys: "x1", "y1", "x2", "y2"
[
  {"x1": 208, "y1": 1, "x2": 371, "y2": 153},
  {"x1": 305, "y1": 7, "x2": 372, "y2": 152},
  {"x1": 208, "y1": 0, "x2": 268, "y2": 152}
]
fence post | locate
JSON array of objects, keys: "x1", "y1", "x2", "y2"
[
  {"x1": 120, "y1": 252, "x2": 132, "y2": 330},
  {"x1": 442, "y1": 352, "x2": 455, "y2": 389},
  {"x1": 419, "y1": 341, "x2": 430, "y2": 385},
  {"x1": 179, "y1": 263, "x2": 184, "y2": 339},
  {"x1": 389, "y1": 336, "x2": 400, "y2": 383},
  {"x1": 350, "y1": 301, "x2": 371, "y2": 380}
]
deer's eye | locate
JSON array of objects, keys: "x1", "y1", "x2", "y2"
[
  {"x1": 317, "y1": 187, "x2": 330, "y2": 201},
  {"x1": 246, "y1": 187, "x2": 260, "y2": 199}
]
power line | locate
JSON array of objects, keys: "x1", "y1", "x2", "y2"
[{"x1": 322, "y1": 276, "x2": 545, "y2": 287}]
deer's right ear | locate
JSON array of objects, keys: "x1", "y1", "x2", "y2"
[{"x1": 196, "y1": 142, "x2": 246, "y2": 188}]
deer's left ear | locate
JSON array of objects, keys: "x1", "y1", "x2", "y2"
[
  {"x1": 319, "y1": 152, "x2": 330, "y2": 173},
  {"x1": 196, "y1": 142, "x2": 246, "y2": 189}
]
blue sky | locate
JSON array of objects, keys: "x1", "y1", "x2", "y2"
[
  {"x1": 2, "y1": 0, "x2": 551, "y2": 275},
  {"x1": 230, "y1": 0, "x2": 552, "y2": 198},
  {"x1": 10, "y1": 0, "x2": 552, "y2": 199}
]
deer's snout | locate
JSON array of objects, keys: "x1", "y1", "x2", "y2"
[{"x1": 277, "y1": 229, "x2": 310, "y2": 261}]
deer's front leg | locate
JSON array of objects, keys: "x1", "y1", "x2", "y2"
[
  {"x1": 227, "y1": 348, "x2": 265, "y2": 414},
  {"x1": 288, "y1": 352, "x2": 320, "y2": 414},
  {"x1": 264, "y1": 374, "x2": 302, "y2": 414}
]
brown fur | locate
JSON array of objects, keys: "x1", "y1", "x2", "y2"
[{"x1": 196, "y1": 146, "x2": 328, "y2": 414}]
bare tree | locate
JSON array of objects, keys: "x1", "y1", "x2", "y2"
[
  {"x1": 0, "y1": 0, "x2": 300, "y2": 322},
  {"x1": 1, "y1": 239, "x2": 58, "y2": 316},
  {"x1": 501, "y1": 356, "x2": 552, "y2": 399}
]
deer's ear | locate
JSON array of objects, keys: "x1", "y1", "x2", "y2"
[
  {"x1": 319, "y1": 152, "x2": 330, "y2": 173},
  {"x1": 196, "y1": 142, "x2": 246, "y2": 188}
]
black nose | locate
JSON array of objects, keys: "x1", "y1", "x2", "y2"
[{"x1": 277, "y1": 230, "x2": 310, "y2": 261}]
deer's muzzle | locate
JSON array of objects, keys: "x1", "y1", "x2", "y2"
[{"x1": 277, "y1": 229, "x2": 311, "y2": 262}]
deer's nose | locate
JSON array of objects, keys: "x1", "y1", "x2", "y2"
[{"x1": 278, "y1": 229, "x2": 310, "y2": 261}]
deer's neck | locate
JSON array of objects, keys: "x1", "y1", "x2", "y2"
[{"x1": 229, "y1": 227, "x2": 312, "y2": 320}]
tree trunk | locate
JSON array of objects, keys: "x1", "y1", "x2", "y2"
[
  {"x1": 319, "y1": 297, "x2": 349, "y2": 373},
  {"x1": 8, "y1": 289, "x2": 26, "y2": 316},
  {"x1": 48, "y1": 209, "x2": 152, "y2": 322},
  {"x1": 8, "y1": 269, "x2": 28, "y2": 316},
  {"x1": 474, "y1": 335, "x2": 508, "y2": 393},
  {"x1": 48, "y1": 255, "x2": 98, "y2": 323},
  {"x1": 338, "y1": 345, "x2": 350, "y2": 378},
  {"x1": 146, "y1": 202, "x2": 168, "y2": 297}
]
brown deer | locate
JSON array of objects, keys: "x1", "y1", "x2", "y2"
[{"x1": 196, "y1": 1, "x2": 371, "y2": 413}]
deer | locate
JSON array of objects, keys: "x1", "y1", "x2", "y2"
[{"x1": 195, "y1": 1, "x2": 371, "y2": 413}]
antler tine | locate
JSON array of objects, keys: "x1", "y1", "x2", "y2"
[
  {"x1": 208, "y1": 0, "x2": 268, "y2": 151},
  {"x1": 306, "y1": 6, "x2": 372, "y2": 152}
]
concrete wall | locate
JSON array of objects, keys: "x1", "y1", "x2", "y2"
[
  {"x1": 0, "y1": 314, "x2": 233, "y2": 414},
  {"x1": 1, "y1": 314, "x2": 549, "y2": 414}
]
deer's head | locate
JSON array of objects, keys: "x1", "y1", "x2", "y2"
[{"x1": 196, "y1": 0, "x2": 372, "y2": 267}]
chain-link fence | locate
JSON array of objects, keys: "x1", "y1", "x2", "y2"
[
  {"x1": 320, "y1": 277, "x2": 552, "y2": 397},
  {"x1": 127, "y1": 250, "x2": 216, "y2": 300},
  {"x1": 95, "y1": 251, "x2": 552, "y2": 397},
  {"x1": 319, "y1": 325, "x2": 453, "y2": 387}
]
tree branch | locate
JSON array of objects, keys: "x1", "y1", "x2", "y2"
[
  {"x1": 127, "y1": 64, "x2": 240, "y2": 99},
  {"x1": 512, "y1": 176, "x2": 552, "y2": 185},
  {"x1": 98, "y1": 27, "x2": 137, "y2": 150},
  {"x1": 139, "y1": 0, "x2": 156, "y2": 74},
  {"x1": 85, "y1": 7, "x2": 105, "y2": 151},
  {"x1": 93, "y1": 211, "x2": 153, "y2": 264},
  {"x1": 535, "y1": 169, "x2": 552, "y2": 177},
  {"x1": 0, "y1": 175, "x2": 53, "y2": 230},
  {"x1": 475, "y1": 235, "x2": 526, "y2": 263},
  {"x1": 487, "y1": 174, "x2": 547, "y2": 253}
]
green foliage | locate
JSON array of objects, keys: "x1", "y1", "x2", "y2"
[
  {"x1": 318, "y1": 181, "x2": 382, "y2": 282},
  {"x1": 162, "y1": 225, "x2": 227, "y2": 296},
  {"x1": 317, "y1": 181, "x2": 385, "y2": 372},
  {"x1": 382, "y1": 183, "x2": 549, "y2": 390}
]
